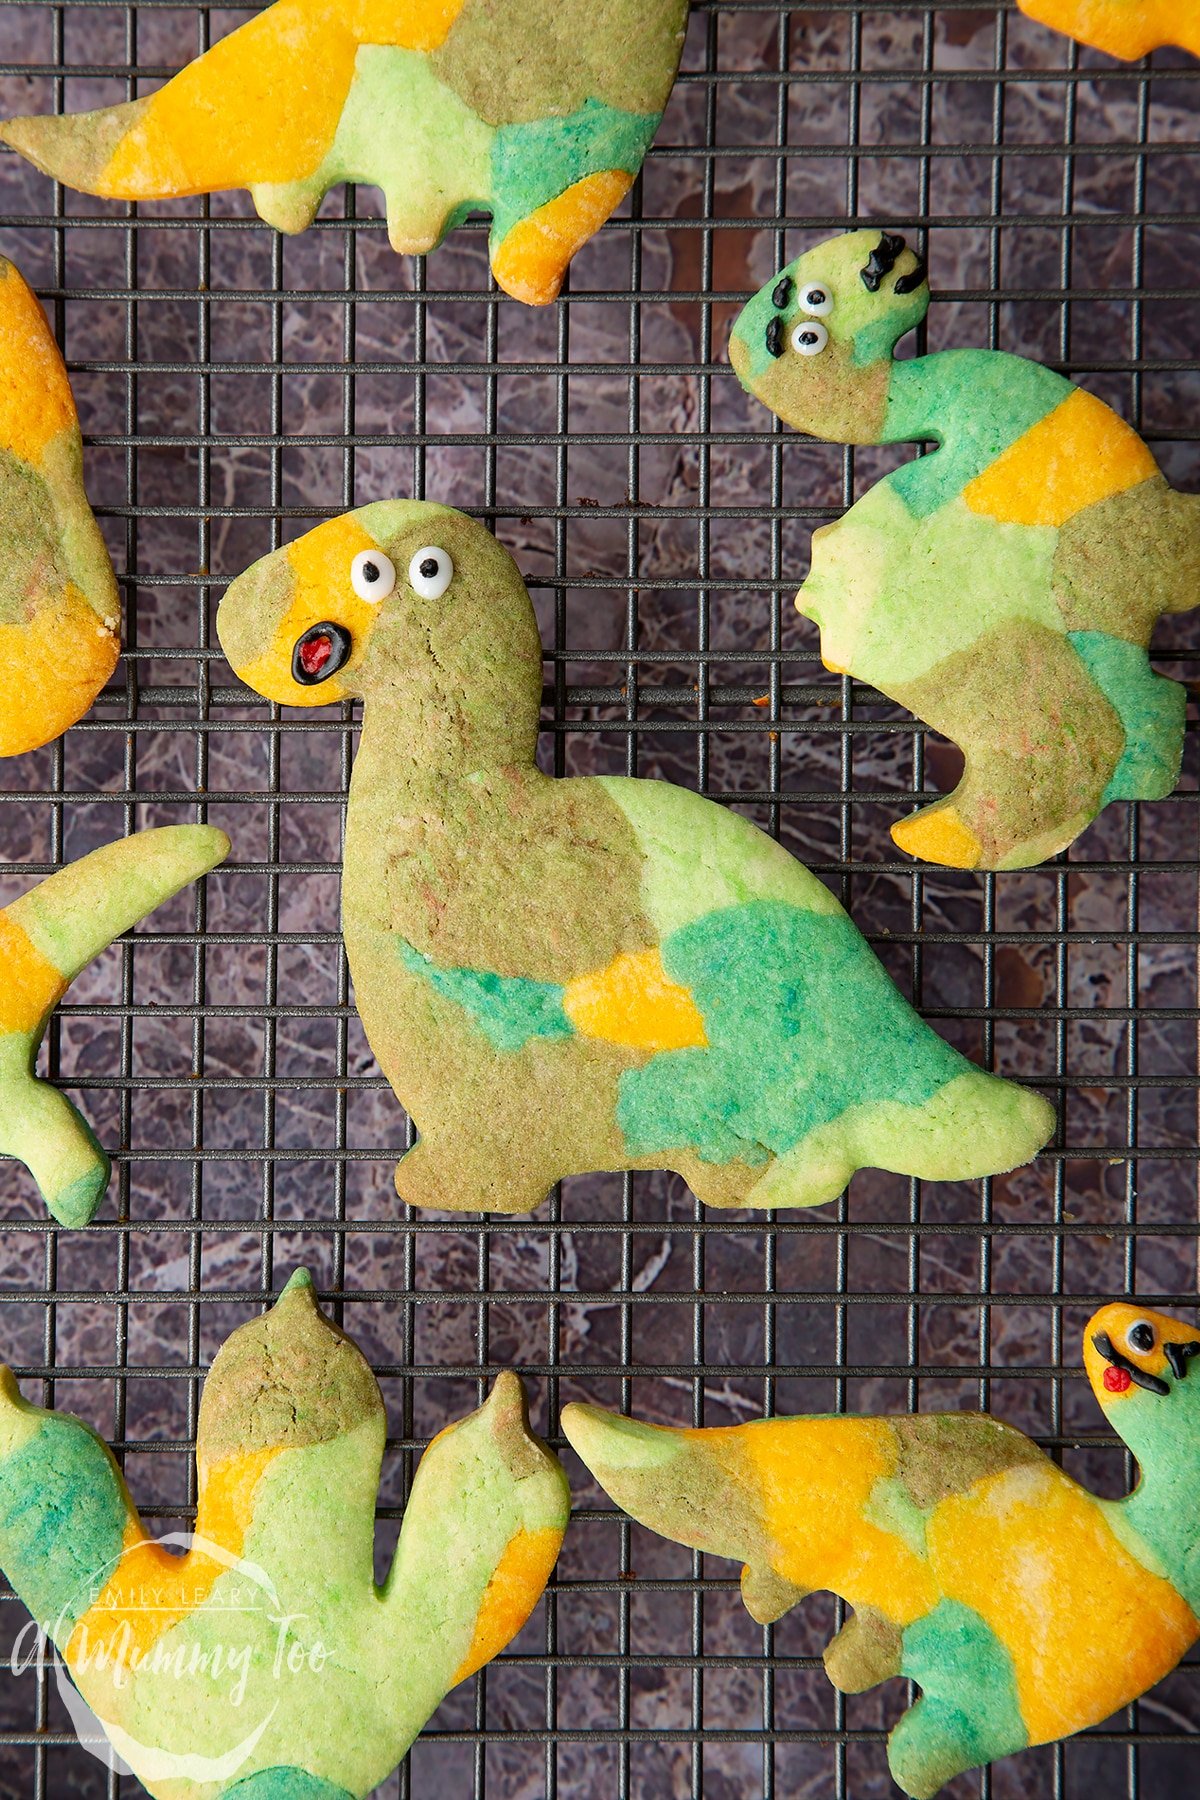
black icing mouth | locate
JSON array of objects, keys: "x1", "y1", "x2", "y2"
[
  {"x1": 1091, "y1": 1330, "x2": 1171, "y2": 1397},
  {"x1": 292, "y1": 621, "x2": 351, "y2": 687}
]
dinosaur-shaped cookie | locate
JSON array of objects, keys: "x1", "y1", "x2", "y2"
[
  {"x1": 216, "y1": 501, "x2": 1053, "y2": 1216},
  {"x1": 564, "y1": 1301, "x2": 1200, "y2": 1798},
  {"x1": 1018, "y1": 0, "x2": 1200, "y2": 57},
  {"x1": 730, "y1": 228, "x2": 1200, "y2": 870},
  {"x1": 0, "y1": 0, "x2": 688, "y2": 307},
  {"x1": 0, "y1": 255, "x2": 119, "y2": 754},
  {"x1": 0, "y1": 826, "x2": 229, "y2": 1225},
  {"x1": 0, "y1": 1268, "x2": 569, "y2": 1798}
]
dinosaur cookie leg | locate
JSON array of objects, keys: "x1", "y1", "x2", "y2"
[
  {"x1": 890, "y1": 621, "x2": 1126, "y2": 869},
  {"x1": 887, "y1": 1601, "x2": 1028, "y2": 1799},
  {"x1": 487, "y1": 105, "x2": 661, "y2": 304}
]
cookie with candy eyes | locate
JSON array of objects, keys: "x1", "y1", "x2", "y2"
[
  {"x1": 730, "y1": 227, "x2": 1200, "y2": 871},
  {"x1": 0, "y1": 0, "x2": 689, "y2": 306},
  {"x1": 1017, "y1": 0, "x2": 1200, "y2": 58},
  {"x1": 217, "y1": 498, "x2": 1053, "y2": 1220},
  {"x1": 0, "y1": 1270, "x2": 569, "y2": 1799},
  {"x1": 563, "y1": 1301, "x2": 1200, "y2": 1799},
  {"x1": 0, "y1": 256, "x2": 120, "y2": 755}
]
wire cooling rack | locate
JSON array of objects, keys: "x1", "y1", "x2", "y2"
[{"x1": 0, "y1": 3, "x2": 1199, "y2": 1796}]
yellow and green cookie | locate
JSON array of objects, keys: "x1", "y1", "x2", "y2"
[
  {"x1": 1018, "y1": 0, "x2": 1200, "y2": 57},
  {"x1": 0, "y1": 1269, "x2": 570, "y2": 1799},
  {"x1": 564, "y1": 1302, "x2": 1200, "y2": 1798},
  {"x1": 216, "y1": 501, "x2": 1053, "y2": 1218},
  {"x1": 1, "y1": 0, "x2": 689, "y2": 306},
  {"x1": 730, "y1": 228, "x2": 1200, "y2": 870},
  {"x1": 0, "y1": 257, "x2": 119, "y2": 755},
  {"x1": 0, "y1": 826, "x2": 228, "y2": 1225}
]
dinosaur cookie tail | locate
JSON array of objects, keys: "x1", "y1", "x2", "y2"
[{"x1": 0, "y1": 826, "x2": 229, "y2": 1225}]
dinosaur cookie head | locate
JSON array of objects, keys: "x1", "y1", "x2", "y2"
[
  {"x1": 218, "y1": 500, "x2": 544, "y2": 759},
  {"x1": 729, "y1": 228, "x2": 929, "y2": 442},
  {"x1": 1085, "y1": 1303, "x2": 1200, "y2": 1449}
]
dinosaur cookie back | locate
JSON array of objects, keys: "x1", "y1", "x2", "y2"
[
  {"x1": 1018, "y1": 0, "x2": 1200, "y2": 57},
  {"x1": 0, "y1": 257, "x2": 119, "y2": 754},
  {"x1": 564, "y1": 1302, "x2": 1200, "y2": 1797},
  {"x1": 0, "y1": 0, "x2": 689, "y2": 305},
  {"x1": 0, "y1": 1269, "x2": 569, "y2": 1797},
  {"x1": 730, "y1": 228, "x2": 1200, "y2": 870}
]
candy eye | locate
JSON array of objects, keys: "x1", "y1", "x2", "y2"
[
  {"x1": 1127, "y1": 1320, "x2": 1156, "y2": 1355},
  {"x1": 791, "y1": 320, "x2": 829, "y2": 357},
  {"x1": 409, "y1": 546, "x2": 454, "y2": 601},
  {"x1": 799, "y1": 283, "x2": 834, "y2": 317},
  {"x1": 350, "y1": 549, "x2": 396, "y2": 604}
]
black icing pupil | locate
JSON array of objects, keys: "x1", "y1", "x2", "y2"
[
  {"x1": 807, "y1": 289, "x2": 826, "y2": 305},
  {"x1": 420, "y1": 557, "x2": 440, "y2": 579},
  {"x1": 361, "y1": 560, "x2": 379, "y2": 584},
  {"x1": 1129, "y1": 1323, "x2": 1155, "y2": 1352},
  {"x1": 799, "y1": 331, "x2": 819, "y2": 345}
]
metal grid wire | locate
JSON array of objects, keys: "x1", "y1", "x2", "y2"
[{"x1": 0, "y1": 2, "x2": 1199, "y2": 1796}]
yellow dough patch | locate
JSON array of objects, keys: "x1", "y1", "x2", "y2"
[
  {"x1": 0, "y1": 262, "x2": 76, "y2": 467},
  {"x1": 563, "y1": 948, "x2": 708, "y2": 1052},
  {"x1": 927, "y1": 1463, "x2": 1199, "y2": 1746},
  {"x1": 67, "y1": 1446, "x2": 281, "y2": 1670},
  {"x1": 101, "y1": 0, "x2": 466, "y2": 197},
  {"x1": 492, "y1": 171, "x2": 634, "y2": 306},
  {"x1": 711, "y1": 1417, "x2": 939, "y2": 1627},
  {"x1": 1019, "y1": 0, "x2": 1200, "y2": 58},
  {"x1": 452, "y1": 1525, "x2": 563, "y2": 1684},
  {"x1": 235, "y1": 513, "x2": 384, "y2": 707},
  {"x1": 0, "y1": 587, "x2": 120, "y2": 758},
  {"x1": 0, "y1": 912, "x2": 67, "y2": 1036},
  {"x1": 962, "y1": 387, "x2": 1157, "y2": 529},
  {"x1": 891, "y1": 805, "x2": 983, "y2": 870}
]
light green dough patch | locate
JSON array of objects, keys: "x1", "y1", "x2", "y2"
[
  {"x1": 865, "y1": 1474, "x2": 929, "y2": 1558},
  {"x1": 802, "y1": 494, "x2": 1060, "y2": 688},
  {"x1": 254, "y1": 47, "x2": 494, "y2": 252},
  {"x1": 597, "y1": 775, "x2": 844, "y2": 937}
]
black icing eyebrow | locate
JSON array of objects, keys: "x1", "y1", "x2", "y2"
[
  {"x1": 765, "y1": 315, "x2": 785, "y2": 359},
  {"x1": 895, "y1": 256, "x2": 928, "y2": 296},
  {"x1": 1091, "y1": 1330, "x2": 1171, "y2": 1397},
  {"x1": 772, "y1": 276, "x2": 793, "y2": 309},
  {"x1": 1165, "y1": 1338, "x2": 1200, "y2": 1380},
  {"x1": 860, "y1": 231, "x2": 907, "y2": 292}
]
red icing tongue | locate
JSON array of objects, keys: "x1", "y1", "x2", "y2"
[{"x1": 298, "y1": 634, "x2": 332, "y2": 677}]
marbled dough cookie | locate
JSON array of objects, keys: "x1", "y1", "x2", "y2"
[
  {"x1": 0, "y1": 256, "x2": 119, "y2": 754},
  {"x1": 1018, "y1": 0, "x2": 1200, "y2": 57},
  {"x1": 0, "y1": 1269, "x2": 569, "y2": 1799},
  {"x1": 1, "y1": 0, "x2": 689, "y2": 306},
  {"x1": 564, "y1": 1302, "x2": 1200, "y2": 1798},
  {"x1": 0, "y1": 826, "x2": 228, "y2": 1225},
  {"x1": 730, "y1": 228, "x2": 1199, "y2": 870},
  {"x1": 216, "y1": 500, "x2": 1054, "y2": 1217}
]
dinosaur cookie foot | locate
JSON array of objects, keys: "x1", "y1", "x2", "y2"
[
  {"x1": 393, "y1": 1137, "x2": 552, "y2": 1216},
  {"x1": 490, "y1": 170, "x2": 634, "y2": 305},
  {"x1": 891, "y1": 803, "x2": 983, "y2": 871}
]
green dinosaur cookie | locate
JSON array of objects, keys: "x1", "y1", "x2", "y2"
[
  {"x1": 0, "y1": 826, "x2": 229, "y2": 1226},
  {"x1": 215, "y1": 501, "x2": 1053, "y2": 1216},
  {"x1": 1019, "y1": 0, "x2": 1200, "y2": 57},
  {"x1": 730, "y1": 228, "x2": 1200, "y2": 870},
  {"x1": 0, "y1": 1269, "x2": 569, "y2": 1799},
  {"x1": 564, "y1": 1300, "x2": 1200, "y2": 1799},
  {"x1": 0, "y1": 255, "x2": 120, "y2": 755},
  {"x1": 0, "y1": 0, "x2": 688, "y2": 306}
]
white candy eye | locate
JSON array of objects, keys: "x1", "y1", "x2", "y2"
[
  {"x1": 409, "y1": 546, "x2": 454, "y2": 601},
  {"x1": 1127, "y1": 1319, "x2": 1156, "y2": 1355},
  {"x1": 350, "y1": 548, "x2": 396, "y2": 604},
  {"x1": 791, "y1": 320, "x2": 829, "y2": 357},
  {"x1": 799, "y1": 282, "x2": 834, "y2": 317}
]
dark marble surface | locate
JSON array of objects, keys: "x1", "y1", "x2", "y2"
[{"x1": 0, "y1": 3, "x2": 1198, "y2": 1795}]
